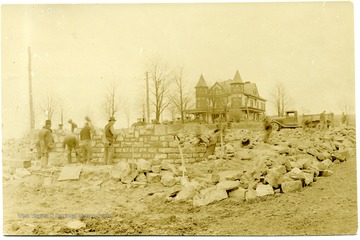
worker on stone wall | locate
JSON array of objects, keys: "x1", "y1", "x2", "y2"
[
  {"x1": 62, "y1": 134, "x2": 80, "y2": 164},
  {"x1": 68, "y1": 119, "x2": 78, "y2": 133}
]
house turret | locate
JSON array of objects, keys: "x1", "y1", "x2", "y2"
[{"x1": 195, "y1": 74, "x2": 209, "y2": 110}]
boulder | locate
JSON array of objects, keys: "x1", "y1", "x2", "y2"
[
  {"x1": 228, "y1": 187, "x2": 247, "y2": 200},
  {"x1": 321, "y1": 170, "x2": 334, "y2": 177},
  {"x1": 281, "y1": 180, "x2": 302, "y2": 193},
  {"x1": 174, "y1": 186, "x2": 196, "y2": 202},
  {"x1": 256, "y1": 184, "x2": 274, "y2": 197},
  {"x1": 245, "y1": 189, "x2": 257, "y2": 201},
  {"x1": 193, "y1": 187, "x2": 228, "y2": 206},
  {"x1": 265, "y1": 166, "x2": 285, "y2": 188},
  {"x1": 322, "y1": 159, "x2": 333, "y2": 169},
  {"x1": 216, "y1": 181, "x2": 241, "y2": 191},
  {"x1": 161, "y1": 172, "x2": 177, "y2": 187},
  {"x1": 66, "y1": 220, "x2": 86, "y2": 230},
  {"x1": 135, "y1": 172, "x2": 147, "y2": 183},
  {"x1": 147, "y1": 173, "x2": 161, "y2": 183},
  {"x1": 137, "y1": 159, "x2": 152, "y2": 173},
  {"x1": 217, "y1": 170, "x2": 243, "y2": 182},
  {"x1": 151, "y1": 165, "x2": 161, "y2": 173}
]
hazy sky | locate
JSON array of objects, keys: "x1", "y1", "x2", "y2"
[{"x1": 1, "y1": 1, "x2": 356, "y2": 139}]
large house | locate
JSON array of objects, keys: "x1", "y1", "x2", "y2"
[{"x1": 188, "y1": 70, "x2": 266, "y2": 123}]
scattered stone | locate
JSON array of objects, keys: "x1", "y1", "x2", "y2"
[
  {"x1": 265, "y1": 166, "x2": 285, "y2": 188},
  {"x1": 193, "y1": 187, "x2": 228, "y2": 206},
  {"x1": 147, "y1": 173, "x2": 161, "y2": 183},
  {"x1": 256, "y1": 184, "x2": 274, "y2": 197},
  {"x1": 151, "y1": 165, "x2": 161, "y2": 173},
  {"x1": 217, "y1": 170, "x2": 243, "y2": 182},
  {"x1": 174, "y1": 186, "x2": 196, "y2": 202},
  {"x1": 66, "y1": 220, "x2": 86, "y2": 230},
  {"x1": 161, "y1": 172, "x2": 177, "y2": 187},
  {"x1": 306, "y1": 148, "x2": 319, "y2": 157},
  {"x1": 14, "y1": 168, "x2": 31, "y2": 178},
  {"x1": 245, "y1": 189, "x2": 257, "y2": 201},
  {"x1": 110, "y1": 162, "x2": 132, "y2": 181},
  {"x1": 322, "y1": 159, "x2": 333, "y2": 169},
  {"x1": 135, "y1": 172, "x2": 147, "y2": 182},
  {"x1": 228, "y1": 187, "x2": 247, "y2": 200},
  {"x1": 321, "y1": 170, "x2": 334, "y2": 177},
  {"x1": 281, "y1": 180, "x2": 302, "y2": 193},
  {"x1": 216, "y1": 181, "x2": 241, "y2": 191},
  {"x1": 137, "y1": 159, "x2": 152, "y2": 172},
  {"x1": 11, "y1": 222, "x2": 20, "y2": 231}
]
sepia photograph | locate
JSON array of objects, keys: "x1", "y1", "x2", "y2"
[{"x1": 1, "y1": 0, "x2": 358, "y2": 237}]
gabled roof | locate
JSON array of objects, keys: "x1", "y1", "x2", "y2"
[
  {"x1": 196, "y1": 74, "x2": 208, "y2": 88},
  {"x1": 244, "y1": 82, "x2": 259, "y2": 97},
  {"x1": 232, "y1": 70, "x2": 243, "y2": 83}
]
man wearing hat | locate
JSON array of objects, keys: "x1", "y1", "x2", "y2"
[
  {"x1": 103, "y1": 116, "x2": 118, "y2": 165},
  {"x1": 80, "y1": 119, "x2": 94, "y2": 164},
  {"x1": 36, "y1": 120, "x2": 55, "y2": 168}
]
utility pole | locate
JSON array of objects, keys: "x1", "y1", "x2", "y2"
[
  {"x1": 28, "y1": 46, "x2": 35, "y2": 136},
  {"x1": 146, "y1": 71, "x2": 150, "y2": 123}
]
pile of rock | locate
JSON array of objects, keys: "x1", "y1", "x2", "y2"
[
  {"x1": 163, "y1": 127, "x2": 355, "y2": 206},
  {"x1": 109, "y1": 158, "x2": 186, "y2": 187}
]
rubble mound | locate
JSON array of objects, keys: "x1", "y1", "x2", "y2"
[{"x1": 3, "y1": 126, "x2": 356, "y2": 208}]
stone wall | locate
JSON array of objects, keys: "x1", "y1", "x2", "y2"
[{"x1": 51, "y1": 124, "x2": 207, "y2": 164}]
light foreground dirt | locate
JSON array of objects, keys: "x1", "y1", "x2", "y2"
[{"x1": 2, "y1": 145, "x2": 357, "y2": 236}]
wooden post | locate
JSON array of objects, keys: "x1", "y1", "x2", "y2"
[{"x1": 28, "y1": 47, "x2": 35, "y2": 138}]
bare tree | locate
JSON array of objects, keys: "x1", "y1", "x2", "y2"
[
  {"x1": 172, "y1": 66, "x2": 193, "y2": 123},
  {"x1": 40, "y1": 93, "x2": 59, "y2": 121},
  {"x1": 270, "y1": 82, "x2": 290, "y2": 117},
  {"x1": 341, "y1": 97, "x2": 354, "y2": 126},
  {"x1": 102, "y1": 79, "x2": 122, "y2": 119},
  {"x1": 147, "y1": 58, "x2": 173, "y2": 124},
  {"x1": 207, "y1": 85, "x2": 230, "y2": 123}
]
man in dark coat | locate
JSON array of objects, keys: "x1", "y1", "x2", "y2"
[
  {"x1": 103, "y1": 116, "x2": 118, "y2": 165},
  {"x1": 36, "y1": 120, "x2": 55, "y2": 168}
]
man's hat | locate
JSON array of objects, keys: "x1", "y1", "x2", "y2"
[
  {"x1": 109, "y1": 116, "x2": 116, "y2": 122},
  {"x1": 45, "y1": 120, "x2": 51, "y2": 125}
]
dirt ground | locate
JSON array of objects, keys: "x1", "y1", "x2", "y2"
[{"x1": 2, "y1": 140, "x2": 358, "y2": 236}]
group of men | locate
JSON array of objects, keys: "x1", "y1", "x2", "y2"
[
  {"x1": 36, "y1": 114, "x2": 278, "y2": 169},
  {"x1": 36, "y1": 116, "x2": 119, "y2": 168}
]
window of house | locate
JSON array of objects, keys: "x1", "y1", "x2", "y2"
[{"x1": 250, "y1": 100, "x2": 253, "y2": 107}]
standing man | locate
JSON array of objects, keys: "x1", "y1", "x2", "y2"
[
  {"x1": 319, "y1": 111, "x2": 326, "y2": 130},
  {"x1": 263, "y1": 116, "x2": 272, "y2": 144},
  {"x1": 36, "y1": 120, "x2": 55, "y2": 168},
  {"x1": 103, "y1": 116, "x2": 118, "y2": 165},
  {"x1": 62, "y1": 134, "x2": 80, "y2": 164},
  {"x1": 68, "y1": 119, "x2": 78, "y2": 133},
  {"x1": 80, "y1": 120, "x2": 93, "y2": 164}
]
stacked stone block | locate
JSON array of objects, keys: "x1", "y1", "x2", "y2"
[{"x1": 49, "y1": 124, "x2": 207, "y2": 164}]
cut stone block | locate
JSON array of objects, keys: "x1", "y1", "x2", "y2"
[
  {"x1": 228, "y1": 188, "x2": 246, "y2": 200},
  {"x1": 216, "y1": 181, "x2": 241, "y2": 191},
  {"x1": 256, "y1": 184, "x2": 274, "y2": 197},
  {"x1": 281, "y1": 180, "x2": 302, "y2": 193},
  {"x1": 58, "y1": 166, "x2": 82, "y2": 181}
]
